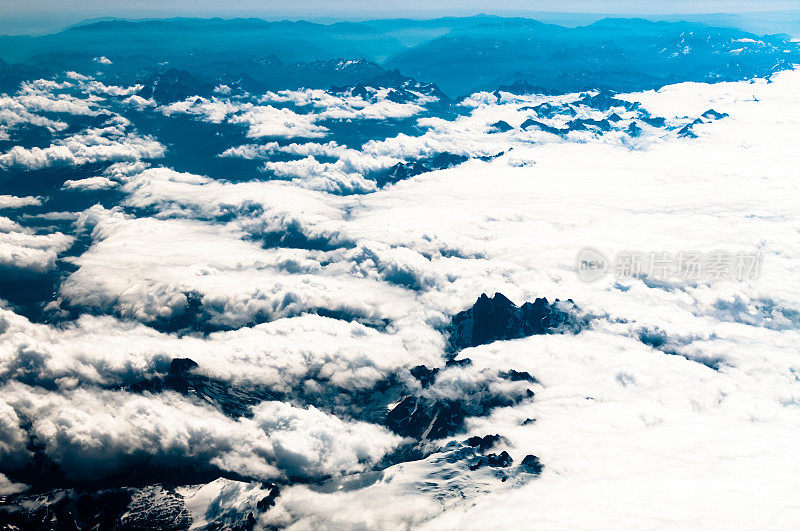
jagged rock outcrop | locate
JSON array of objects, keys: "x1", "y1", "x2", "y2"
[{"x1": 444, "y1": 292, "x2": 581, "y2": 353}]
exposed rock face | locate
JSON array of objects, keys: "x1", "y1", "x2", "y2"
[
  {"x1": 520, "y1": 454, "x2": 544, "y2": 475},
  {"x1": 702, "y1": 108, "x2": 729, "y2": 120},
  {"x1": 384, "y1": 396, "x2": 465, "y2": 440},
  {"x1": 466, "y1": 434, "x2": 504, "y2": 451},
  {"x1": 376, "y1": 152, "x2": 469, "y2": 187},
  {"x1": 127, "y1": 358, "x2": 278, "y2": 418},
  {"x1": 468, "y1": 451, "x2": 513, "y2": 471},
  {"x1": 0, "y1": 480, "x2": 276, "y2": 531},
  {"x1": 444, "y1": 292, "x2": 581, "y2": 353},
  {"x1": 490, "y1": 120, "x2": 514, "y2": 132},
  {"x1": 0, "y1": 489, "x2": 133, "y2": 530},
  {"x1": 521, "y1": 118, "x2": 565, "y2": 135}
]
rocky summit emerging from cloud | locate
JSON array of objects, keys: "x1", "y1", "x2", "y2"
[{"x1": 0, "y1": 16, "x2": 800, "y2": 528}]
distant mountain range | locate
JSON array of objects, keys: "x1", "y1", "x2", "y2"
[{"x1": 1, "y1": 16, "x2": 798, "y2": 96}]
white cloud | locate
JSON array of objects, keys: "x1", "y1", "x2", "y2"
[
  {"x1": 0, "y1": 195, "x2": 42, "y2": 209},
  {"x1": 0, "y1": 124, "x2": 165, "y2": 170},
  {"x1": 3, "y1": 66, "x2": 800, "y2": 528},
  {"x1": 232, "y1": 105, "x2": 328, "y2": 139},
  {"x1": 70, "y1": 69, "x2": 800, "y2": 527},
  {"x1": 16, "y1": 92, "x2": 97, "y2": 116},
  {"x1": 65, "y1": 71, "x2": 91, "y2": 81},
  {"x1": 262, "y1": 156, "x2": 378, "y2": 193},
  {"x1": 59, "y1": 202, "x2": 422, "y2": 329},
  {"x1": 84, "y1": 80, "x2": 143, "y2": 97},
  {"x1": 0, "y1": 473, "x2": 27, "y2": 495},
  {"x1": 160, "y1": 96, "x2": 242, "y2": 124},
  {"x1": 261, "y1": 87, "x2": 432, "y2": 120},
  {"x1": 0, "y1": 216, "x2": 74, "y2": 273},
  {"x1": 218, "y1": 142, "x2": 279, "y2": 159},
  {"x1": 0, "y1": 304, "x2": 437, "y2": 395},
  {"x1": 160, "y1": 96, "x2": 329, "y2": 138},
  {"x1": 0, "y1": 381, "x2": 401, "y2": 482},
  {"x1": 121, "y1": 94, "x2": 157, "y2": 109},
  {"x1": 0, "y1": 95, "x2": 68, "y2": 138},
  {"x1": 62, "y1": 176, "x2": 118, "y2": 191}
]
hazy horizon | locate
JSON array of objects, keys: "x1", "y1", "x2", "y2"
[{"x1": 1, "y1": 0, "x2": 800, "y2": 36}]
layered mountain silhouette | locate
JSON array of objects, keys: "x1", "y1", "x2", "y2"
[{"x1": 2, "y1": 17, "x2": 798, "y2": 96}]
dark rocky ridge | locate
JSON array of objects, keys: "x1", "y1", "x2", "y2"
[{"x1": 444, "y1": 292, "x2": 582, "y2": 354}]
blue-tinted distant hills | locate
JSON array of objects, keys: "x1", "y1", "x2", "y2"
[
  {"x1": 386, "y1": 17, "x2": 800, "y2": 95},
  {"x1": 0, "y1": 17, "x2": 406, "y2": 64},
  {"x1": 0, "y1": 16, "x2": 798, "y2": 96}
]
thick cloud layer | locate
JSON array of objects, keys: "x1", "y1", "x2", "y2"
[{"x1": 1, "y1": 62, "x2": 800, "y2": 528}]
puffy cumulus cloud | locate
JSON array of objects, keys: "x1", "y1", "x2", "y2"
[
  {"x1": 15, "y1": 87, "x2": 98, "y2": 117},
  {"x1": 162, "y1": 85, "x2": 431, "y2": 144},
  {"x1": 0, "y1": 123, "x2": 165, "y2": 170},
  {"x1": 0, "y1": 382, "x2": 400, "y2": 482},
  {"x1": 232, "y1": 105, "x2": 328, "y2": 139},
  {"x1": 160, "y1": 96, "x2": 243, "y2": 124},
  {"x1": 0, "y1": 398, "x2": 30, "y2": 468},
  {"x1": 112, "y1": 166, "x2": 481, "y2": 316},
  {"x1": 83, "y1": 80, "x2": 143, "y2": 97},
  {"x1": 221, "y1": 140, "x2": 350, "y2": 162},
  {"x1": 0, "y1": 145, "x2": 75, "y2": 170},
  {"x1": 160, "y1": 97, "x2": 328, "y2": 138},
  {"x1": 0, "y1": 195, "x2": 42, "y2": 209},
  {"x1": 261, "y1": 87, "x2": 432, "y2": 120},
  {"x1": 321, "y1": 97, "x2": 424, "y2": 121},
  {"x1": 0, "y1": 95, "x2": 68, "y2": 139},
  {"x1": 65, "y1": 71, "x2": 91, "y2": 81},
  {"x1": 121, "y1": 94, "x2": 157, "y2": 109},
  {"x1": 0, "y1": 473, "x2": 28, "y2": 496},
  {"x1": 261, "y1": 88, "x2": 340, "y2": 107},
  {"x1": 262, "y1": 156, "x2": 378, "y2": 194},
  {"x1": 120, "y1": 167, "x2": 345, "y2": 238},
  {"x1": 0, "y1": 306, "x2": 437, "y2": 396},
  {"x1": 62, "y1": 176, "x2": 118, "y2": 191},
  {"x1": 0, "y1": 216, "x2": 74, "y2": 273},
  {"x1": 218, "y1": 142, "x2": 279, "y2": 160},
  {"x1": 278, "y1": 141, "x2": 400, "y2": 172},
  {"x1": 59, "y1": 204, "x2": 422, "y2": 329},
  {"x1": 248, "y1": 401, "x2": 401, "y2": 478},
  {"x1": 221, "y1": 140, "x2": 402, "y2": 192},
  {"x1": 103, "y1": 160, "x2": 150, "y2": 179},
  {"x1": 18, "y1": 79, "x2": 73, "y2": 93}
]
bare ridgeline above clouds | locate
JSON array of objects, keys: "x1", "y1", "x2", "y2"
[{"x1": 1, "y1": 14, "x2": 800, "y2": 529}]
